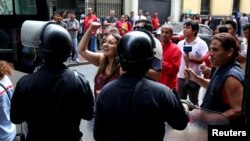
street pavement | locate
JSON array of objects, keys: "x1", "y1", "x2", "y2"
[{"x1": 66, "y1": 53, "x2": 90, "y2": 67}]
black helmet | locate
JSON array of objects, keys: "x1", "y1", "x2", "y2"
[
  {"x1": 37, "y1": 23, "x2": 72, "y2": 64},
  {"x1": 117, "y1": 30, "x2": 154, "y2": 73}
]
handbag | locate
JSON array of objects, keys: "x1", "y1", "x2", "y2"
[{"x1": 0, "y1": 83, "x2": 26, "y2": 141}]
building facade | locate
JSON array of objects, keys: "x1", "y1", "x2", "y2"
[
  {"x1": 47, "y1": 0, "x2": 173, "y2": 24},
  {"x1": 47, "y1": 0, "x2": 250, "y2": 23},
  {"x1": 183, "y1": 0, "x2": 250, "y2": 16}
]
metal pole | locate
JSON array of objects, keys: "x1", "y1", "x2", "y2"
[
  {"x1": 243, "y1": 24, "x2": 250, "y2": 127},
  {"x1": 94, "y1": 0, "x2": 97, "y2": 14},
  {"x1": 121, "y1": 0, "x2": 124, "y2": 15}
]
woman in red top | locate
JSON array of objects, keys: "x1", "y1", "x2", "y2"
[
  {"x1": 78, "y1": 22, "x2": 121, "y2": 100},
  {"x1": 116, "y1": 14, "x2": 132, "y2": 36}
]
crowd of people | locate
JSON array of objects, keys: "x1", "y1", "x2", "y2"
[
  {"x1": 50, "y1": 9, "x2": 162, "y2": 59},
  {"x1": 0, "y1": 7, "x2": 249, "y2": 141}
]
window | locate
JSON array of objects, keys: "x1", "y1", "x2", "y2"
[
  {"x1": 15, "y1": 0, "x2": 37, "y2": 15},
  {"x1": 233, "y1": 0, "x2": 240, "y2": 13},
  {"x1": 77, "y1": 0, "x2": 85, "y2": 7},
  {"x1": 200, "y1": 0, "x2": 210, "y2": 15},
  {"x1": 199, "y1": 26, "x2": 212, "y2": 35},
  {"x1": 0, "y1": 0, "x2": 13, "y2": 15}
]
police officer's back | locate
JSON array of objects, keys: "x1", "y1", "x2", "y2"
[
  {"x1": 94, "y1": 30, "x2": 189, "y2": 141},
  {"x1": 10, "y1": 22, "x2": 94, "y2": 141}
]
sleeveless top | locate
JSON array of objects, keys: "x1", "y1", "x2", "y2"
[
  {"x1": 94, "y1": 68, "x2": 120, "y2": 99},
  {"x1": 201, "y1": 60, "x2": 244, "y2": 125}
]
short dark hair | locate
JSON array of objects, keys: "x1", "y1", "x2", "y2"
[
  {"x1": 134, "y1": 19, "x2": 153, "y2": 32},
  {"x1": 218, "y1": 25, "x2": 228, "y2": 33},
  {"x1": 225, "y1": 20, "x2": 237, "y2": 30},
  {"x1": 184, "y1": 20, "x2": 199, "y2": 36}
]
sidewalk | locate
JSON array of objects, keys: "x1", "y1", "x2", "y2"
[
  {"x1": 65, "y1": 54, "x2": 90, "y2": 67},
  {"x1": 66, "y1": 49, "x2": 103, "y2": 67}
]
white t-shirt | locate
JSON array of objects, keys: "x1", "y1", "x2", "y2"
[
  {"x1": 151, "y1": 36, "x2": 163, "y2": 71},
  {"x1": 177, "y1": 37, "x2": 208, "y2": 79},
  {"x1": 153, "y1": 36, "x2": 163, "y2": 60}
]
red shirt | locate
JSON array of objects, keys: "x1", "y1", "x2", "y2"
[
  {"x1": 84, "y1": 14, "x2": 98, "y2": 34},
  {"x1": 159, "y1": 41, "x2": 182, "y2": 90},
  {"x1": 203, "y1": 52, "x2": 211, "y2": 67},
  {"x1": 94, "y1": 68, "x2": 120, "y2": 100},
  {"x1": 116, "y1": 20, "x2": 132, "y2": 36},
  {"x1": 151, "y1": 16, "x2": 160, "y2": 30}
]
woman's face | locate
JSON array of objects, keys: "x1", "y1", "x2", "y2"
[
  {"x1": 102, "y1": 34, "x2": 118, "y2": 57},
  {"x1": 120, "y1": 15, "x2": 126, "y2": 21}
]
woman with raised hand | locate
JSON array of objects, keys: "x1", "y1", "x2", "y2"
[{"x1": 78, "y1": 22, "x2": 121, "y2": 100}]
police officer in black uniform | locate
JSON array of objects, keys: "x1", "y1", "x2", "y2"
[
  {"x1": 10, "y1": 21, "x2": 94, "y2": 141},
  {"x1": 94, "y1": 30, "x2": 189, "y2": 141}
]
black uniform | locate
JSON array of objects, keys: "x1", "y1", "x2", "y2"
[
  {"x1": 10, "y1": 64, "x2": 94, "y2": 141},
  {"x1": 94, "y1": 73, "x2": 189, "y2": 141}
]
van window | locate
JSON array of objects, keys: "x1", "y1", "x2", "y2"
[
  {"x1": 15, "y1": 0, "x2": 37, "y2": 15},
  {"x1": 0, "y1": 0, "x2": 13, "y2": 15}
]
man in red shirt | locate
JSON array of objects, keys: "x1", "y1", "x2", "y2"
[
  {"x1": 159, "y1": 24, "x2": 182, "y2": 90},
  {"x1": 83, "y1": 8, "x2": 98, "y2": 52},
  {"x1": 151, "y1": 12, "x2": 160, "y2": 31}
]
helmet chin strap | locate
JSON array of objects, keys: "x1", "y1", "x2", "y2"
[{"x1": 39, "y1": 21, "x2": 55, "y2": 49}]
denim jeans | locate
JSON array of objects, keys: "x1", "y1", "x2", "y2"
[
  {"x1": 88, "y1": 35, "x2": 96, "y2": 52},
  {"x1": 71, "y1": 38, "x2": 78, "y2": 60}
]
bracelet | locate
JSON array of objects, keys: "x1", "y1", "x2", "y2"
[{"x1": 181, "y1": 99, "x2": 196, "y2": 110}]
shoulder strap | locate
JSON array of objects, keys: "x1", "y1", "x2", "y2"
[
  {"x1": 128, "y1": 78, "x2": 145, "y2": 113},
  {"x1": 74, "y1": 70, "x2": 89, "y2": 86},
  {"x1": 124, "y1": 78, "x2": 145, "y2": 137},
  {"x1": 0, "y1": 82, "x2": 11, "y2": 101},
  {"x1": 73, "y1": 70, "x2": 94, "y2": 100},
  {"x1": 131, "y1": 78, "x2": 145, "y2": 107}
]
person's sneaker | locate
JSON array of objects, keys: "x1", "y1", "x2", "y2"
[
  {"x1": 75, "y1": 59, "x2": 80, "y2": 64},
  {"x1": 66, "y1": 58, "x2": 71, "y2": 63}
]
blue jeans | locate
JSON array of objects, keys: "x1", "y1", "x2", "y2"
[
  {"x1": 71, "y1": 38, "x2": 78, "y2": 60},
  {"x1": 88, "y1": 35, "x2": 96, "y2": 52}
]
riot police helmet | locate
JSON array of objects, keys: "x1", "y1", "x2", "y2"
[
  {"x1": 117, "y1": 30, "x2": 154, "y2": 73},
  {"x1": 38, "y1": 23, "x2": 72, "y2": 64}
]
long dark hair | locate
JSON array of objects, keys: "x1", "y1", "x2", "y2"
[{"x1": 97, "y1": 33, "x2": 121, "y2": 75}]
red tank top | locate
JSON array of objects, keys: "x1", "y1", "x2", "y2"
[{"x1": 94, "y1": 68, "x2": 120, "y2": 99}]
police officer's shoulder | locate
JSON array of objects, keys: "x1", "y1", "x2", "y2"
[{"x1": 145, "y1": 79, "x2": 173, "y2": 92}]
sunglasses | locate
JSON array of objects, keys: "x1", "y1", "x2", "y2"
[{"x1": 133, "y1": 26, "x2": 146, "y2": 30}]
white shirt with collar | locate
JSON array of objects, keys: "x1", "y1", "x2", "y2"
[{"x1": 177, "y1": 36, "x2": 208, "y2": 79}]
